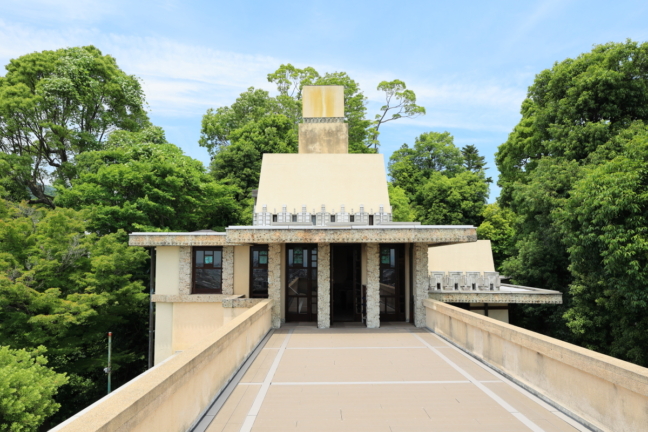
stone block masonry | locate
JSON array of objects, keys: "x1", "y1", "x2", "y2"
[
  {"x1": 268, "y1": 244, "x2": 282, "y2": 328},
  {"x1": 317, "y1": 243, "x2": 331, "y2": 329},
  {"x1": 414, "y1": 243, "x2": 429, "y2": 327},
  {"x1": 366, "y1": 243, "x2": 380, "y2": 328},
  {"x1": 222, "y1": 246, "x2": 234, "y2": 295}
]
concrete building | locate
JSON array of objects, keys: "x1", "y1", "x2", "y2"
[
  {"x1": 129, "y1": 85, "x2": 561, "y2": 366},
  {"x1": 52, "y1": 86, "x2": 648, "y2": 432}
]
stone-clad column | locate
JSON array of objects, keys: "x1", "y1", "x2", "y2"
[
  {"x1": 317, "y1": 243, "x2": 331, "y2": 329},
  {"x1": 366, "y1": 243, "x2": 380, "y2": 329},
  {"x1": 268, "y1": 244, "x2": 282, "y2": 329},
  {"x1": 413, "y1": 243, "x2": 429, "y2": 328},
  {"x1": 222, "y1": 246, "x2": 234, "y2": 295}
]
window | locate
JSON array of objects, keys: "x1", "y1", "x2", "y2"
[
  {"x1": 311, "y1": 215, "x2": 316, "y2": 225},
  {"x1": 330, "y1": 215, "x2": 336, "y2": 223},
  {"x1": 272, "y1": 214, "x2": 277, "y2": 222},
  {"x1": 350, "y1": 215, "x2": 355, "y2": 222},
  {"x1": 192, "y1": 247, "x2": 222, "y2": 294},
  {"x1": 250, "y1": 245, "x2": 269, "y2": 298},
  {"x1": 292, "y1": 215, "x2": 297, "y2": 222},
  {"x1": 369, "y1": 215, "x2": 374, "y2": 225}
]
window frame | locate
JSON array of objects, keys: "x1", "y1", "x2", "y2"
[
  {"x1": 191, "y1": 246, "x2": 224, "y2": 294},
  {"x1": 249, "y1": 245, "x2": 269, "y2": 299}
]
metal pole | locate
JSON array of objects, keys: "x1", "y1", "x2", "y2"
[{"x1": 107, "y1": 332, "x2": 112, "y2": 394}]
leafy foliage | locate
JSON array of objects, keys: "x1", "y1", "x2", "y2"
[
  {"x1": 496, "y1": 40, "x2": 648, "y2": 363},
  {"x1": 56, "y1": 127, "x2": 243, "y2": 234},
  {"x1": 476, "y1": 203, "x2": 516, "y2": 272},
  {"x1": 0, "y1": 198, "x2": 150, "y2": 423},
  {"x1": 387, "y1": 184, "x2": 415, "y2": 222},
  {"x1": 389, "y1": 131, "x2": 489, "y2": 225},
  {"x1": 0, "y1": 46, "x2": 148, "y2": 208},
  {"x1": 0, "y1": 346, "x2": 68, "y2": 432}
]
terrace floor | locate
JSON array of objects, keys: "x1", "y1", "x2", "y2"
[{"x1": 194, "y1": 323, "x2": 588, "y2": 432}]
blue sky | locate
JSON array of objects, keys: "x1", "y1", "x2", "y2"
[{"x1": 2, "y1": 0, "x2": 648, "y2": 200}]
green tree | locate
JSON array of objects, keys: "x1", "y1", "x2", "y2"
[
  {"x1": 369, "y1": 80, "x2": 426, "y2": 150},
  {"x1": 414, "y1": 171, "x2": 488, "y2": 226},
  {"x1": 461, "y1": 144, "x2": 490, "y2": 176},
  {"x1": 387, "y1": 183, "x2": 415, "y2": 222},
  {"x1": 476, "y1": 203, "x2": 516, "y2": 271},
  {"x1": 389, "y1": 131, "x2": 466, "y2": 197},
  {"x1": 0, "y1": 46, "x2": 148, "y2": 208},
  {"x1": 55, "y1": 127, "x2": 242, "y2": 235},
  {"x1": 495, "y1": 40, "x2": 648, "y2": 351},
  {"x1": 557, "y1": 124, "x2": 648, "y2": 365},
  {"x1": 0, "y1": 199, "x2": 149, "y2": 422},
  {"x1": 0, "y1": 346, "x2": 68, "y2": 432}
]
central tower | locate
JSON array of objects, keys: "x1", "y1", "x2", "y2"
[{"x1": 298, "y1": 85, "x2": 348, "y2": 154}]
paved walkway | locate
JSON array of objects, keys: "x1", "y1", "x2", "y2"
[{"x1": 200, "y1": 323, "x2": 587, "y2": 432}]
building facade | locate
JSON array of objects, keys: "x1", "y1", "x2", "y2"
[{"x1": 129, "y1": 85, "x2": 561, "y2": 365}]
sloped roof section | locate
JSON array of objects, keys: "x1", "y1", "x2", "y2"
[{"x1": 255, "y1": 153, "x2": 392, "y2": 214}]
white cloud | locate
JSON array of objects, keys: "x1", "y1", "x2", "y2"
[{"x1": 0, "y1": 19, "x2": 526, "y2": 129}]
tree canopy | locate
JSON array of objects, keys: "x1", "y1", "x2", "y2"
[
  {"x1": 495, "y1": 40, "x2": 648, "y2": 364},
  {"x1": 56, "y1": 127, "x2": 243, "y2": 235},
  {"x1": 0, "y1": 46, "x2": 148, "y2": 208},
  {"x1": 0, "y1": 346, "x2": 67, "y2": 432}
]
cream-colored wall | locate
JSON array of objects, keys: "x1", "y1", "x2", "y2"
[
  {"x1": 172, "y1": 303, "x2": 232, "y2": 352},
  {"x1": 255, "y1": 154, "x2": 391, "y2": 214},
  {"x1": 302, "y1": 85, "x2": 344, "y2": 118},
  {"x1": 298, "y1": 123, "x2": 348, "y2": 154},
  {"x1": 156, "y1": 247, "x2": 180, "y2": 295},
  {"x1": 428, "y1": 240, "x2": 495, "y2": 272},
  {"x1": 154, "y1": 303, "x2": 173, "y2": 364},
  {"x1": 51, "y1": 301, "x2": 273, "y2": 432},
  {"x1": 468, "y1": 303, "x2": 509, "y2": 323},
  {"x1": 233, "y1": 245, "x2": 250, "y2": 296},
  {"x1": 425, "y1": 300, "x2": 648, "y2": 432}
]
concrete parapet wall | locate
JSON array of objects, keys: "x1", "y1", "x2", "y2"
[
  {"x1": 51, "y1": 301, "x2": 273, "y2": 432},
  {"x1": 424, "y1": 299, "x2": 648, "y2": 432}
]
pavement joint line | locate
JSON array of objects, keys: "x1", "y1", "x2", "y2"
[
  {"x1": 240, "y1": 328, "x2": 294, "y2": 432},
  {"x1": 424, "y1": 329, "x2": 592, "y2": 432},
  {"x1": 286, "y1": 346, "x2": 427, "y2": 350},
  {"x1": 188, "y1": 329, "x2": 274, "y2": 432},
  {"x1": 238, "y1": 380, "x2": 505, "y2": 385},
  {"x1": 411, "y1": 332, "x2": 545, "y2": 432}
]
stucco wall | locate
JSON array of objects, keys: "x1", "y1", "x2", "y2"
[
  {"x1": 155, "y1": 247, "x2": 180, "y2": 295},
  {"x1": 51, "y1": 301, "x2": 273, "y2": 432},
  {"x1": 233, "y1": 245, "x2": 250, "y2": 296},
  {"x1": 428, "y1": 239, "x2": 495, "y2": 273},
  {"x1": 425, "y1": 299, "x2": 648, "y2": 432}
]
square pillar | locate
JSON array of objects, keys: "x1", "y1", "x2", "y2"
[
  {"x1": 366, "y1": 243, "x2": 380, "y2": 328},
  {"x1": 222, "y1": 246, "x2": 234, "y2": 295},
  {"x1": 268, "y1": 243, "x2": 282, "y2": 328},
  {"x1": 317, "y1": 243, "x2": 331, "y2": 329},
  {"x1": 413, "y1": 243, "x2": 429, "y2": 328}
]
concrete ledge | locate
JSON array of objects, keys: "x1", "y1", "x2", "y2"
[
  {"x1": 226, "y1": 227, "x2": 476, "y2": 244},
  {"x1": 129, "y1": 233, "x2": 228, "y2": 247},
  {"x1": 51, "y1": 301, "x2": 273, "y2": 432},
  {"x1": 151, "y1": 294, "x2": 243, "y2": 303},
  {"x1": 424, "y1": 299, "x2": 648, "y2": 432},
  {"x1": 222, "y1": 297, "x2": 266, "y2": 308},
  {"x1": 428, "y1": 292, "x2": 562, "y2": 304}
]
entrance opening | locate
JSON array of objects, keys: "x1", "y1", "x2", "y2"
[
  {"x1": 331, "y1": 244, "x2": 362, "y2": 323},
  {"x1": 286, "y1": 244, "x2": 318, "y2": 322}
]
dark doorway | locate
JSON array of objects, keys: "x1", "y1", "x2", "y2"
[
  {"x1": 331, "y1": 244, "x2": 362, "y2": 323},
  {"x1": 285, "y1": 244, "x2": 318, "y2": 322},
  {"x1": 380, "y1": 244, "x2": 406, "y2": 322}
]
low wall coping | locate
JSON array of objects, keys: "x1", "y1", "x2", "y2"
[
  {"x1": 50, "y1": 300, "x2": 273, "y2": 432},
  {"x1": 151, "y1": 294, "x2": 244, "y2": 303},
  {"x1": 423, "y1": 299, "x2": 648, "y2": 397}
]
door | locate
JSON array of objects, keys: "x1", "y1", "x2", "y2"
[
  {"x1": 331, "y1": 244, "x2": 362, "y2": 322},
  {"x1": 380, "y1": 244, "x2": 406, "y2": 321},
  {"x1": 285, "y1": 245, "x2": 318, "y2": 322}
]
